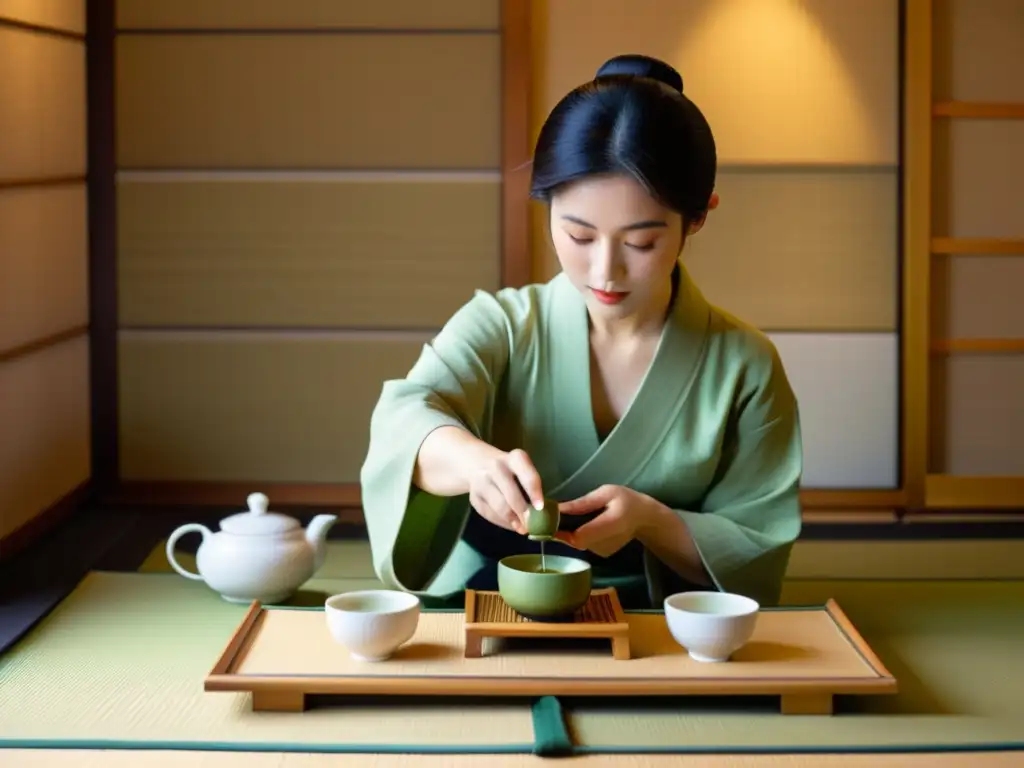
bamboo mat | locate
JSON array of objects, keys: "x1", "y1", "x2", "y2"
[
  {"x1": 2, "y1": 750, "x2": 1022, "y2": 768},
  {"x1": 0, "y1": 572, "x2": 535, "y2": 754}
]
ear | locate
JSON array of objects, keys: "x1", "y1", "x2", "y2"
[{"x1": 686, "y1": 191, "x2": 719, "y2": 235}]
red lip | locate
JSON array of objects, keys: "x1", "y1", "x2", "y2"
[{"x1": 591, "y1": 288, "x2": 629, "y2": 305}]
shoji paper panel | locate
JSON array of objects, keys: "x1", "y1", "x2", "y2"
[
  {"x1": 533, "y1": 0, "x2": 898, "y2": 165},
  {"x1": 932, "y1": 256, "x2": 1024, "y2": 340},
  {"x1": 0, "y1": 335, "x2": 91, "y2": 539},
  {"x1": 685, "y1": 168, "x2": 898, "y2": 331},
  {"x1": 769, "y1": 333, "x2": 899, "y2": 488},
  {"x1": 933, "y1": 0, "x2": 1024, "y2": 102},
  {"x1": 930, "y1": 355, "x2": 1024, "y2": 477},
  {"x1": 0, "y1": 0, "x2": 84, "y2": 33},
  {"x1": 115, "y1": 34, "x2": 500, "y2": 169},
  {"x1": 933, "y1": 121, "x2": 1024, "y2": 238},
  {"x1": 117, "y1": 0, "x2": 498, "y2": 30},
  {"x1": 0, "y1": 28, "x2": 86, "y2": 180},
  {"x1": 117, "y1": 333, "x2": 428, "y2": 482},
  {"x1": 116, "y1": 175, "x2": 500, "y2": 328},
  {"x1": 0, "y1": 185, "x2": 88, "y2": 352}
]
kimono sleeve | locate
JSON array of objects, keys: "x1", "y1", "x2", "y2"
[
  {"x1": 359, "y1": 289, "x2": 516, "y2": 594},
  {"x1": 673, "y1": 343, "x2": 803, "y2": 607}
]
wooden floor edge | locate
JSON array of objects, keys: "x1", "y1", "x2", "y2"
[{"x1": 0, "y1": 481, "x2": 92, "y2": 563}]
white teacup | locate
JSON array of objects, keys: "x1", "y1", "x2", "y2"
[
  {"x1": 324, "y1": 589, "x2": 421, "y2": 662},
  {"x1": 664, "y1": 591, "x2": 760, "y2": 663}
]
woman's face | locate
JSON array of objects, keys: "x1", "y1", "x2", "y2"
[{"x1": 549, "y1": 173, "x2": 697, "y2": 321}]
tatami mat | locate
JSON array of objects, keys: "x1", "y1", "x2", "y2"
[
  {"x1": 0, "y1": 572, "x2": 534, "y2": 753},
  {"x1": 2, "y1": 570, "x2": 1022, "y2": 757},
  {"x1": 569, "y1": 579, "x2": 1024, "y2": 753}
]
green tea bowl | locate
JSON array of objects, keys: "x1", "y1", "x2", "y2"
[{"x1": 497, "y1": 553, "x2": 592, "y2": 620}]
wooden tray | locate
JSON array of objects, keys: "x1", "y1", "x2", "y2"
[
  {"x1": 464, "y1": 588, "x2": 631, "y2": 660},
  {"x1": 205, "y1": 597, "x2": 897, "y2": 716}
]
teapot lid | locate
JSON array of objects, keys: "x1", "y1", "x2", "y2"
[{"x1": 220, "y1": 492, "x2": 299, "y2": 535}]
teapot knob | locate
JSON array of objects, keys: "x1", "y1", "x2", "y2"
[{"x1": 247, "y1": 492, "x2": 270, "y2": 516}]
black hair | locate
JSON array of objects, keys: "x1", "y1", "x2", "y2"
[{"x1": 529, "y1": 54, "x2": 717, "y2": 227}]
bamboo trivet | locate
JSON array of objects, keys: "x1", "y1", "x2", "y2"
[{"x1": 463, "y1": 587, "x2": 631, "y2": 660}]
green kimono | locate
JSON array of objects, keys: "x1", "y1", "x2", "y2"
[{"x1": 359, "y1": 263, "x2": 803, "y2": 609}]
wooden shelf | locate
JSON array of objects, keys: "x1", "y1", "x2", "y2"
[
  {"x1": 932, "y1": 238, "x2": 1024, "y2": 255},
  {"x1": 925, "y1": 476, "x2": 1024, "y2": 509},
  {"x1": 932, "y1": 101, "x2": 1024, "y2": 119},
  {"x1": 106, "y1": 482, "x2": 363, "y2": 509},
  {"x1": 930, "y1": 339, "x2": 1024, "y2": 354},
  {"x1": 800, "y1": 490, "x2": 906, "y2": 509}
]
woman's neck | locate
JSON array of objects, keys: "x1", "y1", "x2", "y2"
[{"x1": 589, "y1": 265, "x2": 679, "y2": 342}]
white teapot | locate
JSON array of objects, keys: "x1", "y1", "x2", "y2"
[{"x1": 165, "y1": 492, "x2": 338, "y2": 604}]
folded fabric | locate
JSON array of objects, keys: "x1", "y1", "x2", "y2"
[{"x1": 531, "y1": 695, "x2": 574, "y2": 757}]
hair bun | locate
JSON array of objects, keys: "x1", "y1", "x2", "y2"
[{"x1": 595, "y1": 54, "x2": 683, "y2": 93}]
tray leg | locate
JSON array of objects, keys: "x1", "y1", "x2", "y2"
[
  {"x1": 252, "y1": 690, "x2": 306, "y2": 712},
  {"x1": 780, "y1": 693, "x2": 833, "y2": 715},
  {"x1": 611, "y1": 635, "x2": 631, "y2": 660},
  {"x1": 464, "y1": 630, "x2": 483, "y2": 659}
]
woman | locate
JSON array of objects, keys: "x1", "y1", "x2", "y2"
[{"x1": 360, "y1": 54, "x2": 803, "y2": 610}]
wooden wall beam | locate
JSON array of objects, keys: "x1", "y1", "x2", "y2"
[
  {"x1": 899, "y1": 0, "x2": 933, "y2": 512},
  {"x1": 500, "y1": 0, "x2": 533, "y2": 288},
  {"x1": 86, "y1": 0, "x2": 119, "y2": 496}
]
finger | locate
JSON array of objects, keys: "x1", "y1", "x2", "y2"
[
  {"x1": 485, "y1": 482, "x2": 526, "y2": 532},
  {"x1": 559, "y1": 484, "x2": 616, "y2": 515},
  {"x1": 553, "y1": 531, "x2": 581, "y2": 549},
  {"x1": 565, "y1": 511, "x2": 620, "y2": 551},
  {"x1": 488, "y1": 464, "x2": 530, "y2": 528},
  {"x1": 507, "y1": 449, "x2": 545, "y2": 510},
  {"x1": 472, "y1": 486, "x2": 519, "y2": 532},
  {"x1": 471, "y1": 498, "x2": 504, "y2": 530}
]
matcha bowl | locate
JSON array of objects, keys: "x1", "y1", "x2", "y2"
[{"x1": 497, "y1": 553, "x2": 592, "y2": 620}]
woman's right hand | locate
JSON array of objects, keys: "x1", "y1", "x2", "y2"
[{"x1": 465, "y1": 447, "x2": 545, "y2": 535}]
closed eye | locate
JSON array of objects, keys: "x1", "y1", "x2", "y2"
[{"x1": 566, "y1": 233, "x2": 656, "y2": 251}]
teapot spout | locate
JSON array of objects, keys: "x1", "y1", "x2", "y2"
[{"x1": 305, "y1": 513, "x2": 338, "y2": 571}]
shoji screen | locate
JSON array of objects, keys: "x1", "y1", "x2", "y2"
[
  {"x1": 113, "y1": 2, "x2": 504, "y2": 497},
  {"x1": 0, "y1": 2, "x2": 90, "y2": 546},
  {"x1": 532, "y1": 0, "x2": 901, "y2": 506},
  {"x1": 926, "y1": 0, "x2": 1024, "y2": 509}
]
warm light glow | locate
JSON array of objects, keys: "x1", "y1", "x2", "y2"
[
  {"x1": 535, "y1": 0, "x2": 897, "y2": 165},
  {"x1": 674, "y1": 0, "x2": 885, "y2": 165}
]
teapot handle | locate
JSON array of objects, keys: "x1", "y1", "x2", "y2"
[{"x1": 165, "y1": 524, "x2": 212, "y2": 581}]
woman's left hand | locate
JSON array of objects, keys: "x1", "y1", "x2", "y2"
[{"x1": 554, "y1": 484, "x2": 661, "y2": 558}]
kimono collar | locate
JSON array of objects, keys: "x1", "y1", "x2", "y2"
[{"x1": 544, "y1": 261, "x2": 713, "y2": 499}]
